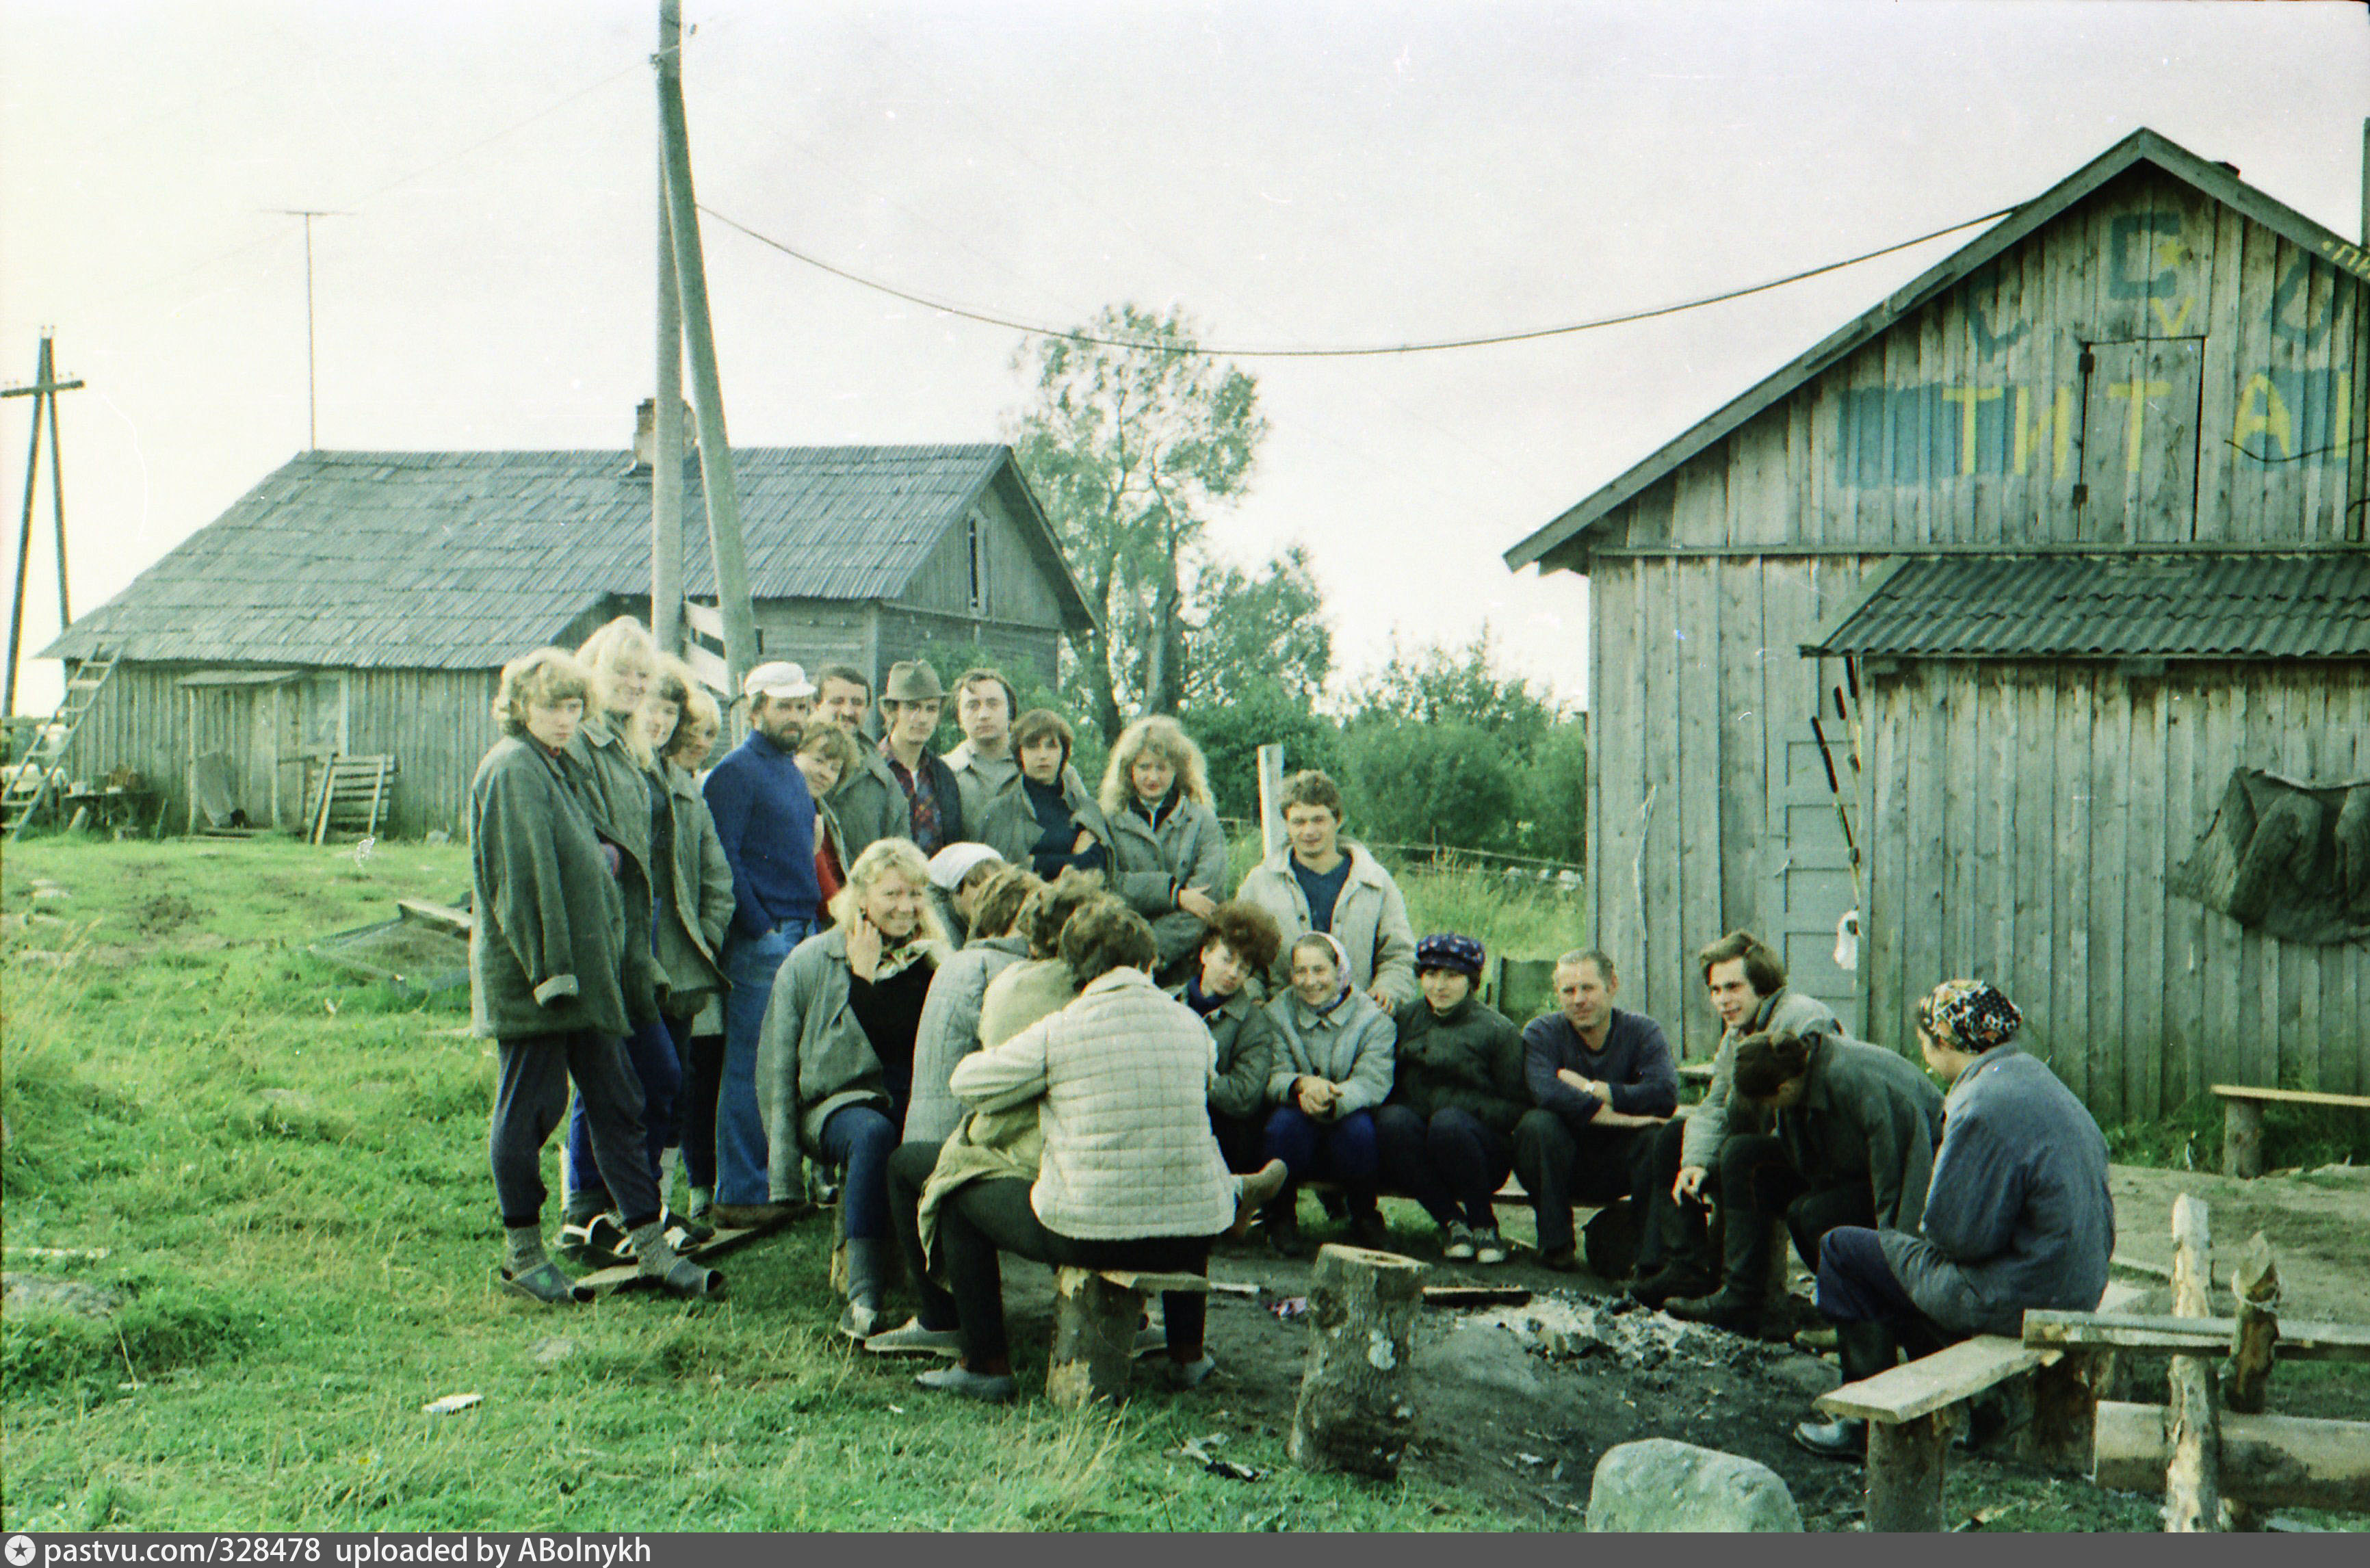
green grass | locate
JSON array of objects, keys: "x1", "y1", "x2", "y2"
[
  {"x1": 2102, "y1": 1082, "x2": 2370, "y2": 1175},
  {"x1": 1, "y1": 837, "x2": 1533, "y2": 1532}
]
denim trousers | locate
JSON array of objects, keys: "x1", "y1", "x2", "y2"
[
  {"x1": 563, "y1": 1011, "x2": 684, "y2": 1214},
  {"x1": 717, "y1": 919, "x2": 813, "y2": 1205}
]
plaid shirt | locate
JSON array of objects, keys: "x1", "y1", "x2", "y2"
[{"x1": 884, "y1": 744, "x2": 946, "y2": 857}]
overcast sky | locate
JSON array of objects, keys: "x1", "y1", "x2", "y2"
[{"x1": 3, "y1": 0, "x2": 2367, "y2": 716}]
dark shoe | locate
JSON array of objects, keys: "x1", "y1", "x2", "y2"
[
  {"x1": 1349, "y1": 1208, "x2": 1394, "y2": 1253},
  {"x1": 1665, "y1": 1285, "x2": 1764, "y2": 1335},
  {"x1": 1629, "y1": 1264, "x2": 1716, "y2": 1311},
  {"x1": 1539, "y1": 1245, "x2": 1580, "y2": 1272},
  {"x1": 1266, "y1": 1216, "x2": 1312, "y2": 1259},
  {"x1": 915, "y1": 1365, "x2": 1016, "y2": 1403},
  {"x1": 864, "y1": 1316, "x2": 963, "y2": 1358},
  {"x1": 557, "y1": 1213, "x2": 634, "y2": 1269},
  {"x1": 498, "y1": 1261, "x2": 592, "y2": 1305},
  {"x1": 1792, "y1": 1415, "x2": 1867, "y2": 1459},
  {"x1": 1317, "y1": 1188, "x2": 1351, "y2": 1223},
  {"x1": 709, "y1": 1200, "x2": 811, "y2": 1230},
  {"x1": 651, "y1": 1256, "x2": 726, "y2": 1300}
]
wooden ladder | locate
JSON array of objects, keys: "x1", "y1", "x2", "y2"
[
  {"x1": 3, "y1": 646, "x2": 120, "y2": 842},
  {"x1": 307, "y1": 753, "x2": 396, "y2": 844}
]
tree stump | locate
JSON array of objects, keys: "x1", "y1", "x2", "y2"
[
  {"x1": 1046, "y1": 1268, "x2": 1143, "y2": 1409},
  {"x1": 2019, "y1": 1349, "x2": 2118, "y2": 1473},
  {"x1": 1289, "y1": 1244, "x2": 1429, "y2": 1478},
  {"x1": 1865, "y1": 1411, "x2": 1950, "y2": 1532},
  {"x1": 2220, "y1": 1231, "x2": 2279, "y2": 1530},
  {"x1": 2221, "y1": 1098, "x2": 2263, "y2": 1179}
]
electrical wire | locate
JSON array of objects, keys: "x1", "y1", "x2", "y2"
[{"x1": 696, "y1": 200, "x2": 2022, "y2": 358}]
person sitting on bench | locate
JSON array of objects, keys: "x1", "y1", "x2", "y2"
[
  {"x1": 1513, "y1": 950, "x2": 1678, "y2": 1271},
  {"x1": 917, "y1": 898, "x2": 1283, "y2": 1403},
  {"x1": 1632, "y1": 931, "x2": 1842, "y2": 1309},
  {"x1": 1173, "y1": 900, "x2": 1285, "y2": 1175},
  {"x1": 1374, "y1": 933, "x2": 1528, "y2": 1265},
  {"x1": 1793, "y1": 979, "x2": 2114, "y2": 1458},
  {"x1": 1662, "y1": 1027, "x2": 1942, "y2": 1335},
  {"x1": 1256, "y1": 932, "x2": 1398, "y2": 1257}
]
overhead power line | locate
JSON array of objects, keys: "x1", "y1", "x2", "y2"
[{"x1": 696, "y1": 200, "x2": 2022, "y2": 358}]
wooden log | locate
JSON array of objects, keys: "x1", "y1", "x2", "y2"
[
  {"x1": 2094, "y1": 1403, "x2": 2370, "y2": 1511},
  {"x1": 1288, "y1": 1244, "x2": 1428, "y2": 1479},
  {"x1": 2222, "y1": 1096, "x2": 2264, "y2": 1178},
  {"x1": 1865, "y1": 1411, "x2": 1950, "y2": 1533},
  {"x1": 2022, "y1": 1311, "x2": 2370, "y2": 1361},
  {"x1": 2164, "y1": 1193, "x2": 2222, "y2": 1532},
  {"x1": 2017, "y1": 1348, "x2": 2118, "y2": 1474},
  {"x1": 1046, "y1": 1267, "x2": 1140, "y2": 1409},
  {"x1": 2221, "y1": 1232, "x2": 2280, "y2": 1532}
]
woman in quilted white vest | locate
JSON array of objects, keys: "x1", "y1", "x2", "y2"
[{"x1": 914, "y1": 897, "x2": 1274, "y2": 1403}]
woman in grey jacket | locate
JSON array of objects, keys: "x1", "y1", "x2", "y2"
[
  {"x1": 1257, "y1": 932, "x2": 1398, "y2": 1257},
  {"x1": 1099, "y1": 716, "x2": 1231, "y2": 980},
  {"x1": 1170, "y1": 900, "x2": 1284, "y2": 1173},
  {"x1": 900, "y1": 865, "x2": 1044, "y2": 1148}
]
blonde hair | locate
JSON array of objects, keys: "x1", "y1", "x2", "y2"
[
  {"x1": 1099, "y1": 714, "x2": 1212, "y2": 815},
  {"x1": 492, "y1": 648, "x2": 592, "y2": 737},
  {"x1": 828, "y1": 837, "x2": 951, "y2": 949},
  {"x1": 664, "y1": 660, "x2": 722, "y2": 770},
  {"x1": 573, "y1": 618, "x2": 661, "y2": 768}
]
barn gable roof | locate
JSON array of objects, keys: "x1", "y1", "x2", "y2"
[
  {"x1": 43, "y1": 445, "x2": 1095, "y2": 670},
  {"x1": 1802, "y1": 553, "x2": 2370, "y2": 661},
  {"x1": 1504, "y1": 127, "x2": 2370, "y2": 575}
]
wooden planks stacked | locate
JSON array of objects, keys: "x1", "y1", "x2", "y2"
[{"x1": 307, "y1": 753, "x2": 395, "y2": 843}]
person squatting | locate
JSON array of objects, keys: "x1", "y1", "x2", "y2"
[{"x1": 471, "y1": 627, "x2": 2114, "y2": 1443}]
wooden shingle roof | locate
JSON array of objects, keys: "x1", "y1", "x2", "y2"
[{"x1": 44, "y1": 445, "x2": 1093, "y2": 669}]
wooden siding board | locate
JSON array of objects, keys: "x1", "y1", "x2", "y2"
[
  {"x1": 1905, "y1": 665, "x2": 1946, "y2": 1049},
  {"x1": 1716, "y1": 560, "x2": 1763, "y2": 939},
  {"x1": 2126, "y1": 679, "x2": 2167, "y2": 1119},
  {"x1": 2050, "y1": 668, "x2": 2091, "y2": 1099},
  {"x1": 1594, "y1": 564, "x2": 1645, "y2": 987},
  {"x1": 1641, "y1": 559, "x2": 1687, "y2": 1049},
  {"x1": 2008, "y1": 670, "x2": 2053, "y2": 1069},
  {"x1": 2162, "y1": 681, "x2": 2202, "y2": 1112},
  {"x1": 1676, "y1": 560, "x2": 1723, "y2": 1052}
]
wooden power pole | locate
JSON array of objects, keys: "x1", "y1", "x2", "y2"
[
  {"x1": 649, "y1": 64, "x2": 686, "y2": 656},
  {"x1": 655, "y1": 0, "x2": 756, "y2": 690},
  {"x1": 3, "y1": 335, "x2": 82, "y2": 719}
]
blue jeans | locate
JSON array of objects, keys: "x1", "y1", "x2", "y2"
[
  {"x1": 718, "y1": 919, "x2": 813, "y2": 1205},
  {"x1": 563, "y1": 1012, "x2": 683, "y2": 1214},
  {"x1": 818, "y1": 1103, "x2": 898, "y2": 1242},
  {"x1": 1262, "y1": 1105, "x2": 1381, "y2": 1204}
]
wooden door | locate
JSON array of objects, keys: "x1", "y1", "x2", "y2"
[
  {"x1": 1768, "y1": 681, "x2": 1864, "y2": 1034},
  {"x1": 2076, "y1": 338, "x2": 2205, "y2": 543}
]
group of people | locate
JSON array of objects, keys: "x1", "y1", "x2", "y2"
[{"x1": 469, "y1": 621, "x2": 2118, "y2": 1444}]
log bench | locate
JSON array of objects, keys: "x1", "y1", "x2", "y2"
[
  {"x1": 2211, "y1": 1084, "x2": 2370, "y2": 1177},
  {"x1": 1044, "y1": 1266, "x2": 1210, "y2": 1408},
  {"x1": 1813, "y1": 1333, "x2": 2053, "y2": 1531}
]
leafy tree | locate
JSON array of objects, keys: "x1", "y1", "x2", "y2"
[
  {"x1": 1193, "y1": 677, "x2": 1347, "y2": 825},
  {"x1": 1348, "y1": 626, "x2": 1565, "y2": 757},
  {"x1": 1008, "y1": 304, "x2": 1267, "y2": 741},
  {"x1": 1182, "y1": 544, "x2": 1332, "y2": 711},
  {"x1": 1342, "y1": 719, "x2": 1524, "y2": 853},
  {"x1": 1520, "y1": 717, "x2": 1589, "y2": 866}
]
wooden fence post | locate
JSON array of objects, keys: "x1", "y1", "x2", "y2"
[
  {"x1": 1256, "y1": 744, "x2": 1286, "y2": 863},
  {"x1": 2219, "y1": 1231, "x2": 2280, "y2": 1530},
  {"x1": 2164, "y1": 1193, "x2": 2222, "y2": 1532}
]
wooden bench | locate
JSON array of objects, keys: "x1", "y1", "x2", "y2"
[
  {"x1": 1045, "y1": 1267, "x2": 1211, "y2": 1407},
  {"x1": 2211, "y1": 1084, "x2": 2370, "y2": 1177},
  {"x1": 1814, "y1": 1334, "x2": 2052, "y2": 1531}
]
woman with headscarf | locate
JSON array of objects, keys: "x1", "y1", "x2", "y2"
[
  {"x1": 1255, "y1": 931, "x2": 1396, "y2": 1257},
  {"x1": 1792, "y1": 979, "x2": 2115, "y2": 1458},
  {"x1": 755, "y1": 837, "x2": 948, "y2": 1339},
  {"x1": 1098, "y1": 714, "x2": 1231, "y2": 982},
  {"x1": 1372, "y1": 933, "x2": 1528, "y2": 1265}
]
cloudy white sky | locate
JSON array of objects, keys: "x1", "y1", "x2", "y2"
[{"x1": 3, "y1": 1, "x2": 2367, "y2": 716}]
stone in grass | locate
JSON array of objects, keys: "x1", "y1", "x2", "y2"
[
  {"x1": 1587, "y1": 1439, "x2": 1802, "y2": 1532},
  {"x1": 530, "y1": 1337, "x2": 580, "y2": 1365},
  {"x1": 3, "y1": 1273, "x2": 124, "y2": 1319}
]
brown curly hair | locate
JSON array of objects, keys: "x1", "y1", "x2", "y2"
[
  {"x1": 1060, "y1": 896, "x2": 1157, "y2": 986},
  {"x1": 1015, "y1": 865, "x2": 1106, "y2": 960},
  {"x1": 1199, "y1": 899, "x2": 1281, "y2": 976},
  {"x1": 968, "y1": 865, "x2": 1043, "y2": 941}
]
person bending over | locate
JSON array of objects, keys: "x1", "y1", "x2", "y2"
[
  {"x1": 471, "y1": 648, "x2": 719, "y2": 1303},
  {"x1": 1793, "y1": 980, "x2": 2113, "y2": 1458},
  {"x1": 1375, "y1": 934, "x2": 1528, "y2": 1265},
  {"x1": 1173, "y1": 900, "x2": 1284, "y2": 1177},
  {"x1": 901, "y1": 865, "x2": 1044, "y2": 1150},
  {"x1": 755, "y1": 837, "x2": 948, "y2": 1340},
  {"x1": 1662, "y1": 1026, "x2": 1942, "y2": 1335},
  {"x1": 1257, "y1": 932, "x2": 1397, "y2": 1257},
  {"x1": 1513, "y1": 950, "x2": 1677, "y2": 1271}
]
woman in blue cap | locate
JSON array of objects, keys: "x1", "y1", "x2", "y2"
[{"x1": 1372, "y1": 933, "x2": 1529, "y2": 1264}]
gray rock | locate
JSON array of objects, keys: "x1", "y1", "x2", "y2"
[
  {"x1": 4, "y1": 1273, "x2": 124, "y2": 1319},
  {"x1": 1587, "y1": 1439, "x2": 1802, "y2": 1532},
  {"x1": 530, "y1": 1337, "x2": 579, "y2": 1364},
  {"x1": 1771, "y1": 1353, "x2": 1841, "y2": 1398},
  {"x1": 1412, "y1": 1322, "x2": 1546, "y2": 1396}
]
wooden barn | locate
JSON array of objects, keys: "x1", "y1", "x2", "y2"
[
  {"x1": 1504, "y1": 127, "x2": 2369, "y2": 1120},
  {"x1": 38, "y1": 442, "x2": 1092, "y2": 840}
]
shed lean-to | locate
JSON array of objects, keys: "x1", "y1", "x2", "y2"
[
  {"x1": 40, "y1": 443, "x2": 1093, "y2": 839},
  {"x1": 1506, "y1": 128, "x2": 2369, "y2": 1118}
]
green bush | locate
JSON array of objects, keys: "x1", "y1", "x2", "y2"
[
  {"x1": 1343, "y1": 719, "x2": 1523, "y2": 853},
  {"x1": 1193, "y1": 679, "x2": 1346, "y2": 822}
]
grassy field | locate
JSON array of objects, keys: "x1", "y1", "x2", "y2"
[{"x1": 1, "y1": 836, "x2": 1579, "y2": 1533}]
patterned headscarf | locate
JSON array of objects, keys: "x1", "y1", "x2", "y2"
[
  {"x1": 1916, "y1": 978, "x2": 2022, "y2": 1052},
  {"x1": 1415, "y1": 932, "x2": 1486, "y2": 980}
]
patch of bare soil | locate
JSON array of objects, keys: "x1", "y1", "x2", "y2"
[{"x1": 2106, "y1": 1163, "x2": 2370, "y2": 1323}]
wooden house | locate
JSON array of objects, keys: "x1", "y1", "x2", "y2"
[
  {"x1": 1504, "y1": 127, "x2": 2368, "y2": 1118},
  {"x1": 40, "y1": 443, "x2": 1093, "y2": 840}
]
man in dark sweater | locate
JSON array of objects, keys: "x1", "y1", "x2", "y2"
[
  {"x1": 701, "y1": 665, "x2": 822, "y2": 1227},
  {"x1": 1513, "y1": 950, "x2": 1678, "y2": 1270}
]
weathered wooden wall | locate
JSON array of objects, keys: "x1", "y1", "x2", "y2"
[{"x1": 1861, "y1": 660, "x2": 2370, "y2": 1121}]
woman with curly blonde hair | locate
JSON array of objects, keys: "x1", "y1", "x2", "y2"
[
  {"x1": 755, "y1": 837, "x2": 948, "y2": 1337},
  {"x1": 1097, "y1": 714, "x2": 1229, "y2": 980}
]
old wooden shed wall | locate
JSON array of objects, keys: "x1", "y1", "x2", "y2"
[
  {"x1": 1580, "y1": 164, "x2": 2369, "y2": 1088},
  {"x1": 1860, "y1": 660, "x2": 2369, "y2": 1121}
]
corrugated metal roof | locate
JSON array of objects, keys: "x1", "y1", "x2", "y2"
[
  {"x1": 1804, "y1": 553, "x2": 2370, "y2": 659},
  {"x1": 44, "y1": 445, "x2": 1086, "y2": 669}
]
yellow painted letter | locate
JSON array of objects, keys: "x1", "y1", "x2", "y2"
[
  {"x1": 1941, "y1": 387, "x2": 2004, "y2": 475},
  {"x1": 2108, "y1": 379, "x2": 2173, "y2": 473},
  {"x1": 2232, "y1": 373, "x2": 2294, "y2": 460},
  {"x1": 2015, "y1": 384, "x2": 2073, "y2": 480}
]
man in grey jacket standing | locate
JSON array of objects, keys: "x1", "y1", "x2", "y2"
[
  {"x1": 943, "y1": 668, "x2": 1021, "y2": 828},
  {"x1": 1793, "y1": 978, "x2": 2113, "y2": 1457}
]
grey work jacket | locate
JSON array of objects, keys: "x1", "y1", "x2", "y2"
[
  {"x1": 1770, "y1": 1034, "x2": 1945, "y2": 1230},
  {"x1": 652, "y1": 760, "x2": 735, "y2": 1010},
  {"x1": 1106, "y1": 794, "x2": 1232, "y2": 969},
  {"x1": 1680, "y1": 988, "x2": 1842, "y2": 1171},
  {"x1": 754, "y1": 926, "x2": 941, "y2": 1198},
  {"x1": 902, "y1": 934, "x2": 1031, "y2": 1145},
  {"x1": 468, "y1": 735, "x2": 629, "y2": 1042}
]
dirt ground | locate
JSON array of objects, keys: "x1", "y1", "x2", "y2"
[{"x1": 976, "y1": 1168, "x2": 2369, "y2": 1530}]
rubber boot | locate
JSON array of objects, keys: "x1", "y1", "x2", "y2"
[
  {"x1": 838, "y1": 1236, "x2": 888, "y2": 1340},
  {"x1": 1793, "y1": 1320, "x2": 1896, "y2": 1458},
  {"x1": 1263, "y1": 1192, "x2": 1310, "y2": 1259}
]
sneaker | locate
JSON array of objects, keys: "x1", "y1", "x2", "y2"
[
  {"x1": 864, "y1": 1317, "x2": 964, "y2": 1359},
  {"x1": 557, "y1": 1213, "x2": 634, "y2": 1269},
  {"x1": 1441, "y1": 1222, "x2": 1476, "y2": 1261},
  {"x1": 1472, "y1": 1227, "x2": 1510, "y2": 1266},
  {"x1": 915, "y1": 1365, "x2": 1017, "y2": 1404}
]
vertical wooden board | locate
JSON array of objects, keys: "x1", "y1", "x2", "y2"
[
  {"x1": 2239, "y1": 672, "x2": 2282, "y2": 1091},
  {"x1": 1931, "y1": 287, "x2": 1965, "y2": 546},
  {"x1": 1864, "y1": 677, "x2": 1905, "y2": 1045},
  {"x1": 1940, "y1": 661, "x2": 1979, "y2": 980},
  {"x1": 2083, "y1": 671, "x2": 2129, "y2": 1125},
  {"x1": 1669, "y1": 451, "x2": 1729, "y2": 551},
  {"x1": 2324, "y1": 668, "x2": 2368, "y2": 1094},
  {"x1": 2349, "y1": 274, "x2": 2370, "y2": 545},
  {"x1": 1903, "y1": 666, "x2": 1947, "y2": 1034},
  {"x1": 2160, "y1": 676, "x2": 2202, "y2": 1113},
  {"x1": 2122, "y1": 679, "x2": 2166, "y2": 1119},
  {"x1": 1674, "y1": 558, "x2": 1723, "y2": 1047},
  {"x1": 2235, "y1": 231, "x2": 2286, "y2": 544},
  {"x1": 1908, "y1": 306, "x2": 1944, "y2": 547},
  {"x1": 2202, "y1": 676, "x2": 2247, "y2": 1091},
  {"x1": 2290, "y1": 258, "x2": 2334, "y2": 543},
  {"x1": 2009, "y1": 669, "x2": 2056, "y2": 1069},
  {"x1": 1715, "y1": 559, "x2": 1765, "y2": 937},
  {"x1": 1593, "y1": 566, "x2": 1643, "y2": 985},
  {"x1": 2288, "y1": 675, "x2": 2326, "y2": 1090},
  {"x1": 1788, "y1": 392, "x2": 1819, "y2": 552},
  {"x1": 1972, "y1": 666, "x2": 2012, "y2": 985},
  {"x1": 2192, "y1": 204, "x2": 2244, "y2": 545},
  {"x1": 2050, "y1": 667, "x2": 2092, "y2": 1103},
  {"x1": 1639, "y1": 560, "x2": 1686, "y2": 1049}
]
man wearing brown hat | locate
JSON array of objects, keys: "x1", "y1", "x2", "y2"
[{"x1": 832, "y1": 659, "x2": 967, "y2": 860}]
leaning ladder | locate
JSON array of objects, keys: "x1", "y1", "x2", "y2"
[{"x1": 3, "y1": 646, "x2": 119, "y2": 842}]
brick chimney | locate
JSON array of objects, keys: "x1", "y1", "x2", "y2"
[{"x1": 632, "y1": 398, "x2": 696, "y2": 471}]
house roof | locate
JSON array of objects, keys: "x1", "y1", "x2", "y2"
[
  {"x1": 1801, "y1": 553, "x2": 2370, "y2": 661},
  {"x1": 1504, "y1": 127, "x2": 2370, "y2": 575},
  {"x1": 44, "y1": 445, "x2": 1095, "y2": 669}
]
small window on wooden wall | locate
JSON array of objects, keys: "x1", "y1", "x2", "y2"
[{"x1": 967, "y1": 510, "x2": 987, "y2": 616}]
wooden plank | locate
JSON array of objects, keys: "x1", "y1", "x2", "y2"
[
  {"x1": 2209, "y1": 1084, "x2": 2370, "y2": 1109},
  {"x1": 1942, "y1": 659, "x2": 1978, "y2": 984},
  {"x1": 1906, "y1": 666, "x2": 1947, "y2": 1041},
  {"x1": 1715, "y1": 558, "x2": 1762, "y2": 938},
  {"x1": 2124, "y1": 677, "x2": 2165, "y2": 1118},
  {"x1": 2053, "y1": 668, "x2": 2092, "y2": 1101},
  {"x1": 2165, "y1": 1191, "x2": 2224, "y2": 1531},
  {"x1": 395, "y1": 898, "x2": 473, "y2": 938},
  {"x1": 1815, "y1": 1334, "x2": 2044, "y2": 1424},
  {"x1": 2023, "y1": 1311, "x2": 2370, "y2": 1362},
  {"x1": 2089, "y1": 671, "x2": 2128, "y2": 1124},
  {"x1": 1977, "y1": 664, "x2": 2013, "y2": 988},
  {"x1": 2011, "y1": 669, "x2": 2055, "y2": 1060},
  {"x1": 1641, "y1": 557, "x2": 1683, "y2": 1045},
  {"x1": 2193, "y1": 202, "x2": 2243, "y2": 543},
  {"x1": 682, "y1": 640, "x2": 730, "y2": 696},
  {"x1": 2162, "y1": 674, "x2": 2202, "y2": 1114},
  {"x1": 2095, "y1": 1404, "x2": 2370, "y2": 1511}
]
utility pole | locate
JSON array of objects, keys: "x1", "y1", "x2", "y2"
[
  {"x1": 649, "y1": 4, "x2": 686, "y2": 656},
  {"x1": 269, "y1": 209, "x2": 348, "y2": 449},
  {"x1": 655, "y1": 0, "x2": 757, "y2": 690},
  {"x1": 3, "y1": 335, "x2": 83, "y2": 719}
]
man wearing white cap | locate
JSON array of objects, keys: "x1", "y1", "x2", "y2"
[{"x1": 698, "y1": 660, "x2": 824, "y2": 1227}]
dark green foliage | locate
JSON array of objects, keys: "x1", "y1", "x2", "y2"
[
  {"x1": 1182, "y1": 544, "x2": 1332, "y2": 711},
  {"x1": 1195, "y1": 679, "x2": 1347, "y2": 822},
  {"x1": 1342, "y1": 720, "x2": 1523, "y2": 852},
  {"x1": 2105, "y1": 1084, "x2": 2370, "y2": 1173}
]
